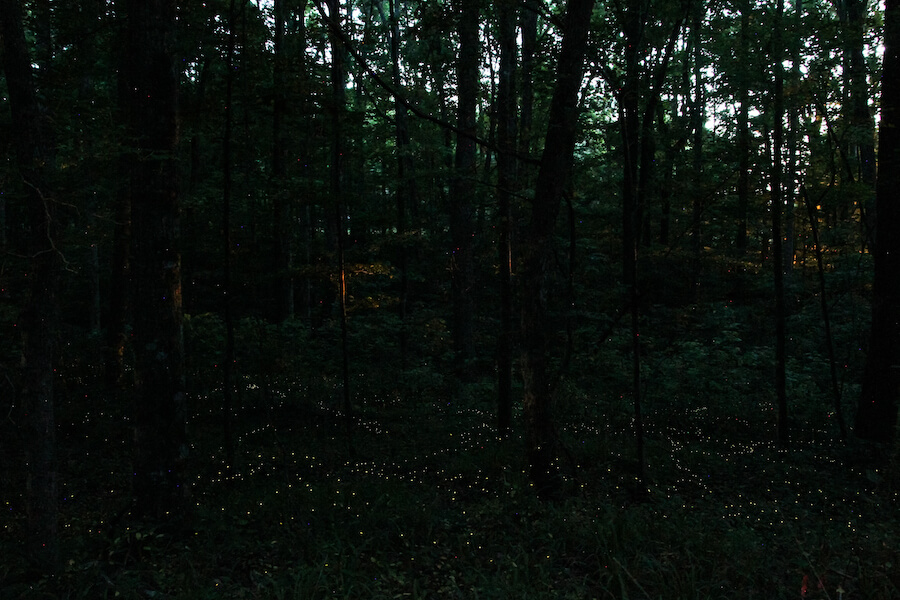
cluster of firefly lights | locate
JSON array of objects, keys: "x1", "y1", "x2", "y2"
[
  {"x1": 182, "y1": 389, "x2": 881, "y2": 540},
  {"x1": 9, "y1": 384, "x2": 886, "y2": 555}
]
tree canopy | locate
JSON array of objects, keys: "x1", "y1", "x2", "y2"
[{"x1": 1, "y1": 0, "x2": 898, "y2": 595}]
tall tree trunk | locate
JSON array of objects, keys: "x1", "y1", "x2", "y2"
[
  {"x1": 856, "y1": 0, "x2": 900, "y2": 444},
  {"x1": 106, "y1": 7, "x2": 133, "y2": 392},
  {"x1": 273, "y1": 0, "x2": 294, "y2": 322},
  {"x1": 783, "y1": 0, "x2": 803, "y2": 284},
  {"x1": 105, "y1": 170, "x2": 131, "y2": 389},
  {"x1": 735, "y1": 0, "x2": 751, "y2": 253},
  {"x1": 496, "y1": 0, "x2": 518, "y2": 437},
  {"x1": 222, "y1": 0, "x2": 238, "y2": 469},
  {"x1": 389, "y1": 0, "x2": 416, "y2": 362},
  {"x1": 296, "y1": 0, "x2": 313, "y2": 322},
  {"x1": 1, "y1": 0, "x2": 60, "y2": 571},
  {"x1": 521, "y1": 0, "x2": 595, "y2": 498},
  {"x1": 618, "y1": 0, "x2": 646, "y2": 484},
  {"x1": 802, "y1": 185, "x2": 847, "y2": 440},
  {"x1": 77, "y1": 0, "x2": 103, "y2": 334},
  {"x1": 690, "y1": 3, "x2": 704, "y2": 296},
  {"x1": 771, "y1": 0, "x2": 789, "y2": 448},
  {"x1": 620, "y1": 3, "x2": 641, "y2": 287},
  {"x1": 839, "y1": 0, "x2": 877, "y2": 246},
  {"x1": 450, "y1": 0, "x2": 479, "y2": 386},
  {"x1": 519, "y1": 5, "x2": 538, "y2": 159},
  {"x1": 126, "y1": 0, "x2": 188, "y2": 520},
  {"x1": 326, "y1": 0, "x2": 353, "y2": 435}
]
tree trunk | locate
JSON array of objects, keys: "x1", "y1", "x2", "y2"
[
  {"x1": 126, "y1": 0, "x2": 188, "y2": 520},
  {"x1": 105, "y1": 171, "x2": 131, "y2": 390},
  {"x1": 519, "y1": 5, "x2": 538, "y2": 160},
  {"x1": 735, "y1": 0, "x2": 750, "y2": 253},
  {"x1": 783, "y1": 0, "x2": 803, "y2": 284},
  {"x1": 620, "y1": 2, "x2": 641, "y2": 287},
  {"x1": 389, "y1": 0, "x2": 416, "y2": 362},
  {"x1": 521, "y1": 0, "x2": 595, "y2": 498},
  {"x1": 771, "y1": 0, "x2": 789, "y2": 448},
  {"x1": 326, "y1": 0, "x2": 353, "y2": 435},
  {"x1": 496, "y1": 0, "x2": 518, "y2": 437},
  {"x1": 0, "y1": 0, "x2": 60, "y2": 571},
  {"x1": 838, "y1": 0, "x2": 877, "y2": 247},
  {"x1": 222, "y1": 0, "x2": 238, "y2": 469},
  {"x1": 77, "y1": 0, "x2": 103, "y2": 334},
  {"x1": 856, "y1": 0, "x2": 900, "y2": 444},
  {"x1": 273, "y1": 0, "x2": 294, "y2": 322},
  {"x1": 802, "y1": 185, "x2": 847, "y2": 440},
  {"x1": 450, "y1": 0, "x2": 479, "y2": 386},
  {"x1": 690, "y1": 3, "x2": 704, "y2": 296}
]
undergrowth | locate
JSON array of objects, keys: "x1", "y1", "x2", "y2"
[{"x1": 2, "y1": 287, "x2": 898, "y2": 599}]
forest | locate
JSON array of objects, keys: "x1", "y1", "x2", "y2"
[{"x1": 1, "y1": 0, "x2": 899, "y2": 597}]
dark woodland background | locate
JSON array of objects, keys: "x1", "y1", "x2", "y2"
[{"x1": 1, "y1": 0, "x2": 899, "y2": 597}]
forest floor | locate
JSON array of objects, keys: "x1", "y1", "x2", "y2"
[{"x1": 2, "y1": 369, "x2": 899, "y2": 600}]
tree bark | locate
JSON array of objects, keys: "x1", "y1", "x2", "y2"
[
  {"x1": 856, "y1": 0, "x2": 900, "y2": 444},
  {"x1": 496, "y1": 0, "x2": 518, "y2": 437},
  {"x1": 519, "y1": 5, "x2": 538, "y2": 161},
  {"x1": 106, "y1": 7, "x2": 134, "y2": 392},
  {"x1": 838, "y1": 0, "x2": 877, "y2": 247},
  {"x1": 0, "y1": 0, "x2": 60, "y2": 571},
  {"x1": 126, "y1": 0, "x2": 188, "y2": 520},
  {"x1": 450, "y1": 0, "x2": 480, "y2": 386},
  {"x1": 222, "y1": 0, "x2": 238, "y2": 469},
  {"x1": 273, "y1": 0, "x2": 294, "y2": 322},
  {"x1": 771, "y1": 0, "x2": 789, "y2": 448},
  {"x1": 389, "y1": 0, "x2": 416, "y2": 362},
  {"x1": 690, "y1": 2, "x2": 704, "y2": 296},
  {"x1": 326, "y1": 0, "x2": 353, "y2": 435},
  {"x1": 735, "y1": 0, "x2": 751, "y2": 253},
  {"x1": 521, "y1": 0, "x2": 595, "y2": 498}
]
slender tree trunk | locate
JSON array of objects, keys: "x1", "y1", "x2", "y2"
[
  {"x1": 106, "y1": 5, "x2": 133, "y2": 391},
  {"x1": 77, "y1": 0, "x2": 103, "y2": 334},
  {"x1": 450, "y1": 0, "x2": 479, "y2": 386},
  {"x1": 0, "y1": 0, "x2": 60, "y2": 571},
  {"x1": 296, "y1": 0, "x2": 313, "y2": 322},
  {"x1": 222, "y1": 0, "x2": 238, "y2": 469},
  {"x1": 326, "y1": 0, "x2": 353, "y2": 435},
  {"x1": 0, "y1": 185, "x2": 5, "y2": 248},
  {"x1": 802, "y1": 185, "x2": 847, "y2": 440},
  {"x1": 126, "y1": 0, "x2": 188, "y2": 519},
  {"x1": 771, "y1": 0, "x2": 789, "y2": 447},
  {"x1": 736, "y1": 0, "x2": 750, "y2": 253},
  {"x1": 856, "y1": 0, "x2": 900, "y2": 444},
  {"x1": 521, "y1": 0, "x2": 595, "y2": 498},
  {"x1": 389, "y1": 0, "x2": 416, "y2": 362},
  {"x1": 273, "y1": 0, "x2": 294, "y2": 322},
  {"x1": 783, "y1": 0, "x2": 803, "y2": 284},
  {"x1": 618, "y1": 0, "x2": 648, "y2": 484},
  {"x1": 657, "y1": 104, "x2": 685, "y2": 248},
  {"x1": 105, "y1": 166, "x2": 131, "y2": 389},
  {"x1": 497, "y1": 0, "x2": 518, "y2": 437},
  {"x1": 620, "y1": 4, "x2": 641, "y2": 288},
  {"x1": 690, "y1": 3, "x2": 704, "y2": 297},
  {"x1": 519, "y1": 6, "x2": 538, "y2": 160},
  {"x1": 837, "y1": 0, "x2": 876, "y2": 247}
]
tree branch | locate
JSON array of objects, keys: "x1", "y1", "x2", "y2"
[{"x1": 310, "y1": 0, "x2": 541, "y2": 167}]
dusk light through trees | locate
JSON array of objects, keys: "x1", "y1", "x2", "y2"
[{"x1": 1, "y1": 0, "x2": 898, "y2": 596}]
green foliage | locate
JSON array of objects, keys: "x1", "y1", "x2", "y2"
[
  {"x1": 4, "y1": 366, "x2": 898, "y2": 598},
  {"x1": 2, "y1": 0, "x2": 897, "y2": 596}
]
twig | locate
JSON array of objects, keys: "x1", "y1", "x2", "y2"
[
  {"x1": 309, "y1": 0, "x2": 541, "y2": 167},
  {"x1": 612, "y1": 557, "x2": 653, "y2": 599},
  {"x1": 20, "y1": 175, "x2": 74, "y2": 272}
]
